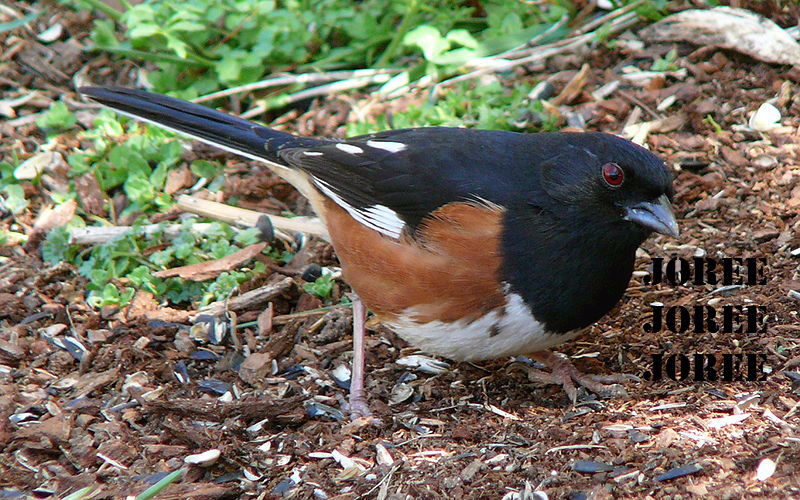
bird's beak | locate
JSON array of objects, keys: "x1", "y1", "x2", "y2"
[{"x1": 623, "y1": 194, "x2": 679, "y2": 237}]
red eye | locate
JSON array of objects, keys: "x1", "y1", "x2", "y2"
[{"x1": 602, "y1": 162, "x2": 624, "y2": 187}]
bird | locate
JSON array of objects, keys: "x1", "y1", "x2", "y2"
[{"x1": 79, "y1": 86, "x2": 679, "y2": 417}]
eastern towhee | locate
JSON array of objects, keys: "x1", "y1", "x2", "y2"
[{"x1": 79, "y1": 86, "x2": 679, "y2": 417}]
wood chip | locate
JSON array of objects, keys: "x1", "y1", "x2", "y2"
[
  {"x1": 705, "y1": 413, "x2": 750, "y2": 429},
  {"x1": 154, "y1": 242, "x2": 267, "y2": 281},
  {"x1": 551, "y1": 63, "x2": 590, "y2": 105},
  {"x1": 164, "y1": 164, "x2": 194, "y2": 194},
  {"x1": 460, "y1": 459, "x2": 485, "y2": 481},
  {"x1": 74, "y1": 172, "x2": 106, "y2": 217}
]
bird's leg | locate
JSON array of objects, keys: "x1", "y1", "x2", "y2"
[
  {"x1": 348, "y1": 294, "x2": 372, "y2": 418},
  {"x1": 526, "y1": 350, "x2": 636, "y2": 403}
]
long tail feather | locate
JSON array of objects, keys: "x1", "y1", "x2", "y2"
[{"x1": 79, "y1": 86, "x2": 325, "y2": 167}]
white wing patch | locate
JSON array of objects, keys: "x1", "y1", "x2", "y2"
[
  {"x1": 303, "y1": 151, "x2": 323, "y2": 156},
  {"x1": 313, "y1": 179, "x2": 405, "y2": 239},
  {"x1": 366, "y1": 140, "x2": 406, "y2": 153},
  {"x1": 335, "y1": 143, "x2": 363, "y2": 154}
]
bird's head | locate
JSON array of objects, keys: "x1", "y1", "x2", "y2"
[{"x1": 538, "y1": 133, "x2": 678, "y2": 241}]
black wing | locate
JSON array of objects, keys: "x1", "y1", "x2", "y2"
[{"x1": 279, "y1": 127, "x2": 555, "y2": 235}]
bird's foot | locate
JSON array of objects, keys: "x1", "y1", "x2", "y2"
[
  {"x1": 348, "y1": 390, "x2": 373, "y2": 420},
  {"x1": 525, "y1": 350, "x2": 638, "y2": 402}
]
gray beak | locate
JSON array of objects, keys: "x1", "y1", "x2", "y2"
[{"x1": 623, "y1": 194, "x2": 679, "y2": 237}]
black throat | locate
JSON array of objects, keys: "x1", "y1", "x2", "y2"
[{"x1": 500, "y1": 208, "x2": 649, "y2": 334}]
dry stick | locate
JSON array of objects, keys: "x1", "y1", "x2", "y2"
[
  {"x1": 240, "y1": 74, "x2": 393, "y2": 119},
  {"x1": 175, "y1": 195, "x2": 327, "y2": 237},
  {"x1": 70, "y1": 198, "x2": 327, "y2": 244},
  {"x1": 198, "y1": 276, "x2": 295, "y2": 317},
  {"x1": 70, "y1": 222, "x2": 222, "y2": 245},
  {"x1": 194, "y1": 68, "x2": 400, "y2": 103},
  {"x1": 571, "y1": 0, "x2": 644, "y2": 36}
]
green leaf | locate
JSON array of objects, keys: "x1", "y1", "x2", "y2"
[
  {"x1": 90, "y1": 19, "x2": 119, "y2": 47},
  {"x1": 1, "y1": 184, "x2": 28, "y2": 214},
  {"x1": 403, "y1": 25, "x2": 449, "y2": 62},
  {"x1": 123, "y1": 4, "x2": 156, "y2": 26},
  {"x1": 42, "y1": 226, "x2": 73, "y2": 263},
  {"x1": 124, "y1": 172, "x2": 155, "y2": 204},
  {"x1": 233, "y1": 227, "x2": 261, "y2": 246},
  {"x1": 303, "y1": 272, "x2": 334, "y2": 299},
  {"x1": 191, "y1": 159, "x2": 223, "y2": 179},
  {"x1": 169, "y1": 20, "x2": 206, "y2": 32},
  {"x1": 129, "y1": 23, "x2": 161, "y2": 39},
  {"x1": 163, "y1": 31, "x2": 190, "y2": 59},
  {"x1": 134, "y1": 468, "x2": 186, "y2": 500},
  {"x1": 445, "y1": 29, "x2": 478, "y2": 49},
  {"x1": 36, "y1": 101, "x2": 77, "y2": 132},
  {"x1": 216, "y1": 51, "x2": 245, "y2": 82}
]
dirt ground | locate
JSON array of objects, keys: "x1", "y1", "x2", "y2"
[{"x1": 2, "y1": 2, "x2": 800, "y2": 499}]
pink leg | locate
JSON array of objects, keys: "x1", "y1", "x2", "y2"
[
  {"x1": 527, "y1": 350, "x2": 635, "y2": 403},
  {"x1": 348, "y1": 295, "x2": 372, "y2": 418}
]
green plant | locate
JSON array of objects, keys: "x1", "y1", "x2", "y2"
[
  {"x1": 30, "y1": 111, "x2": 276, "y2": 309},
  {"x1": 303, "y1": 271, "x2": 335, "y2": 299},
  {"x1": 651, "y1": 47, "x2": 679, "y2": 72},
  {"x1": 347, "y1": 80, "x2": 559, "y2": 136},
  {"x1": 36, "y1": 101, "x2": 78, "y2": 132},
  {"x1": 64, "y1": 0, "x2": 581, "y2": 96}
]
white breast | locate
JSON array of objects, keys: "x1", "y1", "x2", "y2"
[{"x1": 387, "y1": 292, "x2": 583, "y2": 362}]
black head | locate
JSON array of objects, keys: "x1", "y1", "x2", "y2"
[
  {"x1": 501, "y1": 132, "x2": 678, "y2": 334},
  {"x1": 536, "y1": 132, "x2": 677, "y2": 241}
]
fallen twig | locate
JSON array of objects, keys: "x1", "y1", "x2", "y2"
[
  {"x1": 198, "y1": 276, "x2": 296, "y2": 317},
  {"x1": 194, "y1": 68, "x2": 400, "y2": 103},
  {"x1": 69, "y1": 222, "x2": 220, "y2": 245},
  {"x1": 175, "y1": 195, "x2": 327, "y2": 237},
  {"x1": 241, "y1": 74, "x2": 393, "y2": 119}
]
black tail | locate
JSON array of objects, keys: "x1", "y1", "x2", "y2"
[{"x1": 79, "y1": 86, "x2": 326, "y2": 165}]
